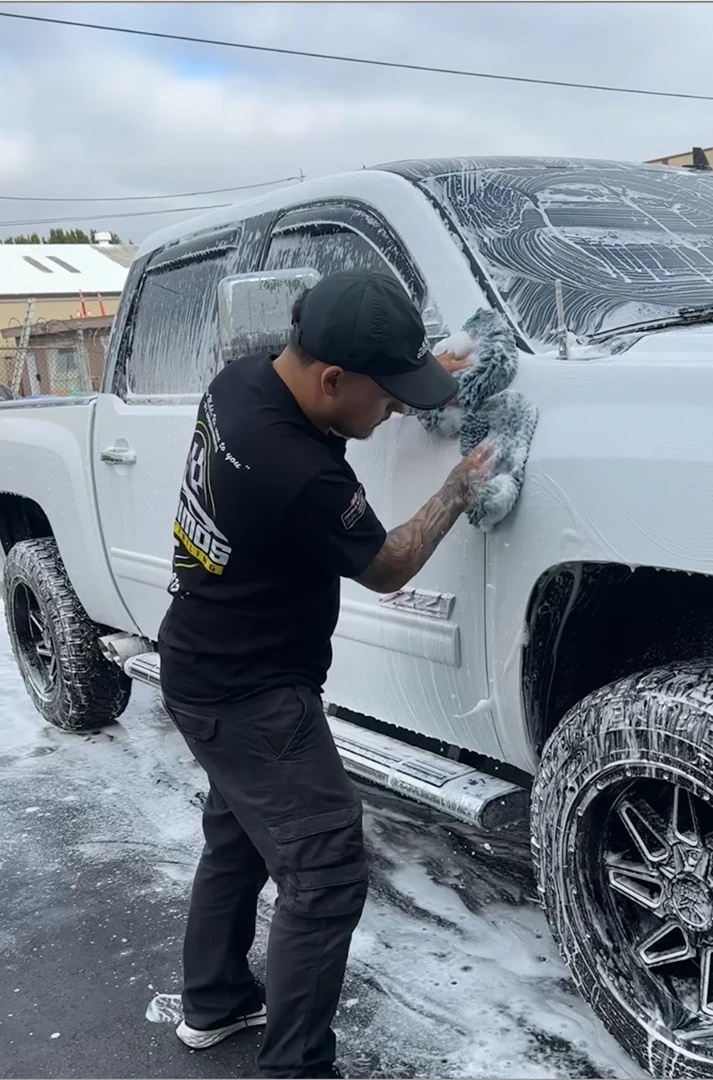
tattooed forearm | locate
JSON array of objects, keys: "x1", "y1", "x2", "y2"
[
  {"x1": 356, "y1": 442, "x2": 494, "y2": 594},
  {"x1": 357, "y1": 471, "x2": 466, "y2": 593}
]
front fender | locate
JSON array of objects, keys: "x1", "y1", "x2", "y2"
[{"x1": 486, "y1": 350, "x2": 713, "y2": 774}]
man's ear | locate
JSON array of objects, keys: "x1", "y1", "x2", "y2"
[{"x1": 320, "y1": 365, "x2": 344, "y2": 399}]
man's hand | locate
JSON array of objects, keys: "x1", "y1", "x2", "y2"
[
  {"x1": 355, "y1": 441, "x2": 494, "y2": 594},
  {"x1": 449, "y1": 441, "x2": 495, "y2": 511},
  {"x1": 435, "y1": 349, "x2": 469, "y2": 376}
]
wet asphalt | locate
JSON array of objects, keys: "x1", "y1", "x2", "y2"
[
  {"x1": 0, "y1": 730, "x2": 530, "y2": 1080},
  {"x1": 0, "y1": 621, "x2": 638, "y2": 1080},
  {"x1": 0, "y1": 775, "x2": 265, "y2": 1079}
]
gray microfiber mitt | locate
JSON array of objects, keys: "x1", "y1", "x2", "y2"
[
  {"x1": 417, "y1": 309, "x2": 519, "y2": 437},
  {"x1": 415, "y1": 310, "x2": 538, "y2": 532},
  {"x1": 460, "y1": 389, "x2": 538, "y2": 531}
]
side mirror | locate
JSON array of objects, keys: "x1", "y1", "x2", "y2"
[
  {"x1": 218, "y1": 268, "x2": 322, "y2": 362},
  {"x1": 421, "y1": 300, "x2": 448, "y2": 346}
]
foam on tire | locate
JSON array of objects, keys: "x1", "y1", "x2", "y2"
[
  {"x1": 4, "y1": 538, "x2": 132, "y2": 731},
  {"x1": 532, "y1": 661, "x2": 713, "y2": 1078}
]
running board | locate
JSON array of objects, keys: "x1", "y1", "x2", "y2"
[{"x1": 124, "y1": 652, "x2": 527, "y2": 830}]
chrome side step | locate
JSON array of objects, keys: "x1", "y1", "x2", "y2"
[
  {"x1": 327, "y1": 715, "x2": 527, "y2": 829},
  {"x1": 125, "y1": 651, "x2": 161, "y2": 688},
  {"x1": 125, "y1": 652, "x2": 527, "y2": 830}
]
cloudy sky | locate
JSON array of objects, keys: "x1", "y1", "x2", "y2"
[{"x1": 0, "y1": 1, "x2": 711, "y2": 243}]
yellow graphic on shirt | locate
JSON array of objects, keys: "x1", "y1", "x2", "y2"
[{"x1": 173, "y1": 420, "x2": 232, "y2": 577}]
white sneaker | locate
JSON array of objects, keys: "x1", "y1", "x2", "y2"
[{"x1": 176, "y1": 1002, "x2": 267, "y2": 1049}]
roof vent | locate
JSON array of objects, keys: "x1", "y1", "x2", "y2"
[
  {"x1": 22, "y1": 256, "x2": 52, "y2": 274},
  {"x1": 47, "y1": 255, "x2": 80, "y2": 273}
]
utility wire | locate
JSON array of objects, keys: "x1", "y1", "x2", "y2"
[
  {"x1": 0, "y1": 176, "x2": 302, "y2": 203},
  {"x1": 1, "y1": 8, "x2": 712, "y2": 103},
  {"x1": 0, "y1": 202, "x2": 233, "y2": 229}
]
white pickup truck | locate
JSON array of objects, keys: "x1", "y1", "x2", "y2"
[{"x1": 3, "y1": 155, "x2": 713, "y2": 1076}]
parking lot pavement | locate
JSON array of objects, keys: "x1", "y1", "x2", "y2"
[{"x1": 0, "y1": 611, "x2": 640, "y2": 1079}]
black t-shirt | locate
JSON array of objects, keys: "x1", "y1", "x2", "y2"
[{"x1": 157, "y1": 353, "x2": 387, "y2": 706}]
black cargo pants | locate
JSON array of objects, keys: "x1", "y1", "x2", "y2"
[{"x1": 162, "y1": 685, "x2": 368, "y2": 1079}]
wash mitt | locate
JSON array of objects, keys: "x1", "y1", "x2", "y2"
[{"x1": 416, "y1": 310, "x2": 538, "y2": 532}]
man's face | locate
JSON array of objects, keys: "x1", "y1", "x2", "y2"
[{"x1": 324, "y1": 368, "x2": 403, "y2": 440}]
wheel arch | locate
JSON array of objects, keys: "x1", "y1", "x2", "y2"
[
  {"x1": 0, "y1": 492, "x2": 54, "y2": 558},
  {"x1": 522, "y1": 560, "x2": 713, "y2": 755}
]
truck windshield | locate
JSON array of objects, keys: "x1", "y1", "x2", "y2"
[{"x1": 420, "y1": 159, "x2": 713, "y2": 350}]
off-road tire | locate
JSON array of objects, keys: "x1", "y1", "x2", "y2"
[
  {"x1": 4, "y1": 538, "x2": 132, "y2": 731},
  {"x1": 532, "y1": 661, "x2": 713, "y2": 1078}
]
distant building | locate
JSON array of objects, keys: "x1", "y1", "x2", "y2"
[
  {"x1": 646, "y1": 146, "x2": 713, "y2": 170},
  {"x1": 0, "y1": 240, "x2": 136, "y2": 329},
  {"x1": 0, "y1": 313, "x2": 114, "y2": 397}
]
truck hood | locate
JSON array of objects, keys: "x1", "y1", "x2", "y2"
[{"x1": 623, "y1": 323, "x2": 713, "y2": 361}]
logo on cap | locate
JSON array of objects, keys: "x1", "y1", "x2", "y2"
[{"x1": 417, "y1": 335, "x2": 429, "y2": 360}]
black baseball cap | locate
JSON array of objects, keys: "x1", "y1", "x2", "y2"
[{"x1": 292, "y1": 270, "x2": 457, "y2": 410}]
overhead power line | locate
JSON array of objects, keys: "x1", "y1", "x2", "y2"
[
  {"x1": 1, "y1": 9, "x2": 712, "y2": 103},
  {"x1": 0, "y1": 202, "x2": 233, "y2": 229},
  {"x1": 0, "y1": 175, "x2": 302, "y2": 203}
]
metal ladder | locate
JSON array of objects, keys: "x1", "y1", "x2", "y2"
[{"x1": 10, "y1": 297, "x2": 37, "y2": 396}]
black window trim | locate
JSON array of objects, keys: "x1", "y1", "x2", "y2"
[
  {"x1": 145, "y1": 226, "x2": 241, "y2": 273},
  {"x1": 260, "y1": 198, "x2": 428, "y2": 309}
]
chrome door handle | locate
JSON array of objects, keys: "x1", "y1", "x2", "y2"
[{"x1": 101, "y1": 447, "x2": 137, "y2": 465}]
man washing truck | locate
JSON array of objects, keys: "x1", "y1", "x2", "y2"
[
  {"x1": 158, "y1": 269, "x2": 493, "y2": 1079},
  {"x1": 7, "y1": 156, "x2": 713, "y2": 1078}
]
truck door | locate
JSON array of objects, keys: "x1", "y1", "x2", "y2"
[
  {"x1": 93, "y1": 221, "x2": 270, "y2": 640},
  {"x1": 261, "y1": 201, "x2": 493, "y2": 751}
]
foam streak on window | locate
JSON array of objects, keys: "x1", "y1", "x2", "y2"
[
  {"x1": 126, "y1": 250, "x2": 234, "y2": 396},
  {"x1": 422, "y1": 159, "x2": 713, "y2": 349}
]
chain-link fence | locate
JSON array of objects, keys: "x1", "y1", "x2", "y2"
[{"x1": 0, "y1": 317, "x2": 112, "y2": 399}]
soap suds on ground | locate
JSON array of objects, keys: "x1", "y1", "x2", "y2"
[{"x1": 0, "y1": 603, "x2": 639, "y2": 1079}]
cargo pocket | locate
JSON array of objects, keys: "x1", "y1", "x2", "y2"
[
  {"x1": 269, "y1": 801, "x2": 369, "y2": 918},
  {"x1": 257, "y1": 687, "x2": 310, "y2": 760},
  {"x1": 163, "y1": 703, "x2": 217, "y2": 743}
]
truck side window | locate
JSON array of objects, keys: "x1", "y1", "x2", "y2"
[
  {"x1": 126, "y1": 251, "x2": 233, "y2": 397},
  {"x1": 122, "y1": 214, "x2": 273, "y2": 398}
]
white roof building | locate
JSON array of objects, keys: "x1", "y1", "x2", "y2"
[{"x1": 0, "y1": 243, "x2": 136, "y2": 297}]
